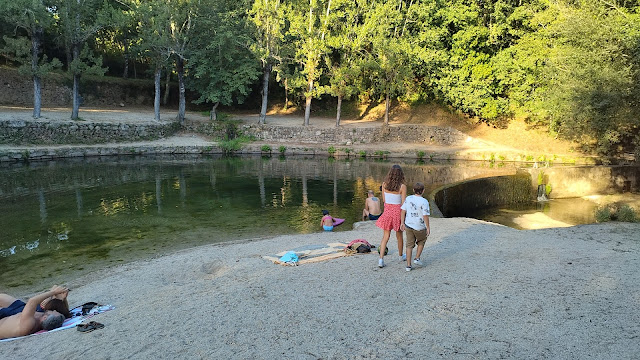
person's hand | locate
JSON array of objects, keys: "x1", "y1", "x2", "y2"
[
  {"x1": 49, "y1": 285, "x2": 69, "y2": 295},
  {"x1": 400, "y1": 224, "x2": 405, "y2": 231}
]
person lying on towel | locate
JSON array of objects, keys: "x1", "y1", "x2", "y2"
[{"x1": 0, "y1": 285, "x2": 69, "y2": 339}]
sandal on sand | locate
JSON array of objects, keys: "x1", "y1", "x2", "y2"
[{"x1": 77, "y1": 321, "x2": 104, "y2": 333}]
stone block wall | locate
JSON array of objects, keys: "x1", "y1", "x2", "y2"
[
  {"x1": 0, "y1": 119, "x2": 180, "y2": 145},
  {"x1": 434, "y1": 173, "x2": 534, "y2": 217},
  {"x1": 239, "y1": 124, "x2": 469, "y2": 146}
]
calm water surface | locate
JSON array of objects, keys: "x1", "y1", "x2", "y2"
[{"x1": 0, "y1": 155, "x2": 598, "y2": 293}]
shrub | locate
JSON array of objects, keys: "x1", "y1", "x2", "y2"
[
  {"x1": 278, "y1": 145, "x2": 287, "y2": 154},
  {"x1": 617, "y1": 205, "x2": 638, "y2": 222},
  {"x1": 359, "y1": 150, "x2": 367, "y2": 158},
  {"x1": 416, "y1": 150, "x2": 425, "y2": 159},
  {"x1": 328, "y1": 146, "x2": 336, "y2": 156},
  {"x1": 261, "y1": 145, "x2": 272, "y2": 153},
  {"x1": 342, "y1": 148, "x2": 352, "y2": 156}
]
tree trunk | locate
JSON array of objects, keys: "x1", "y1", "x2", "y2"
[
  {"x1": 163, "y1": 70, "x2": 170, "y2": 105},
  {"x1": 71, "y1": 45, "x2": 80, "y2": 120},
  {"x1": 304, "y1": 79, "x2": 313, "y2": 126},
  {"x1": 31, "y1": 28, "x2": 43, "y2": 119},
  {"x1": 284, "y1": 78, "x2": 289, "y2": 110},
  {"x1": 335, "y1": 95, "x2": 342, "y2": 127},
  {"x1": 384, "y1": 92, "x2": 390, "y2": 125},
  {"x1": 123, "y1": 37, "x2": 129, "y2": 79},
  {"x1": 259, "y1": 64, "x2": 271, "y2": 124},
  {"x1": 210, "y1": 102, "x2": 219, "y2": 121},
  {"x1": 154, "y1": 66, "x2": 161, "y2": 121},
  {"x1": 176, "y1": 57, "x2": 186, "y2": 125}
]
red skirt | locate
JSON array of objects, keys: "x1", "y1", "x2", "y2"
[{"x1": 375, "y1": 204, "x2": 402, "y2": 231}]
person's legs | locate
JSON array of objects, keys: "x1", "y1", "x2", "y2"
[
  {"x1": 406, "y1": 229, "x2": 416, "y2": 268},
  {"x1": 396, "y1": 230, "x2": 404, "y2": 259},
  {"x1": 0, "y1": 294, "x2": 18, "y2": 308},
  {"x1": 413, "y1": 230, "x2": 427, "y2": 266},
  {"x1": 379, "y1": 229, "x2": 391, "y2": 267}
]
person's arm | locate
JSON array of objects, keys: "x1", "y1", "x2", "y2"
[
  {"x1": 380, "y1": 183, "x2": 386, "y2": 203},
  {"x1": 401, "y1": 184, "x2": 407, "y2": 204},
  {"x1": 424, "y1": 215, "x2": 430, "y2": 237},
  {"x1": 400, "y1": 209, "x2": 407, "y2": 232},
  {"x1": 19, "y1": 286, "x2": 68, "y2": 334},
  {"x1": 364, "y1": 199, "x2": 370, "y2": 216}
]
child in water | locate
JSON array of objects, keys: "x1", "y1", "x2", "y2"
[{"x1": 320, "y1": 210, "x2": 334, "y2": 231}]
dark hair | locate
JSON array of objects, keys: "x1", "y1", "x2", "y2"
[
  {"x1": 43, "y1": 299, "x2": 71, "y2": 318},
  {"x1": 383, "y1": 165, "x2": 405, "y2": 192},
  {"x1": 322, "y1": 210, "x2": 329, "y2": 215},
  {"x1": 42, "y1": 312, "x2": 65, "y2": 330},
  {"x1": 413, "y1": 182, "x2": 425, "y2": 194}
]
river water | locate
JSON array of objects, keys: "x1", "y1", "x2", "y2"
[{"x1": 0, "y1": 155, "x2": 604, "y2": 293}]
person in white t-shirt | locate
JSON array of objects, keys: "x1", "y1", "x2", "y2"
[{"x1": 400, "y1": 182, "x2": 431, "y2": 272}]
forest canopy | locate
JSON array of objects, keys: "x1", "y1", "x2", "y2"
[{"x1": 1, "y1": 0, "x2": 639, "y2": 157}]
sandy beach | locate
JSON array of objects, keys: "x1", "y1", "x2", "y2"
[{"x1": 2, "y1": 218, "x2": 638, "y2": 359}]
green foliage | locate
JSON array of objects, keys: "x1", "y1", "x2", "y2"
[
  {"x1": 0, "y1": 0, "x2": 638, "y2": 156},
  {"x1": 278, "y1": 145, "x2": 287, "y2": 154},
  {"x1": 261, "y1": 145, "x2": 272, "y2": 153},
  {"x1": 595, "y1": 205, "x2": 638, "y2": 223},
  {"x1": 342, "y1": 148, "x2": 353, "y2": 156},
  {"x1": 617, "y1": 206, "x2": 638, "y2": 222},
  {"x1": 219, "y1": 137, "x2": 249, "y2": 155},
  {"x1": 188, "y1": 0, "x2": 260, "y2": 108},
  {"x1": 359, "y1": 150, "x2": 367, "y2": 158},
  {"x1": 327, "y1": 146, "x2": 336, "y2": 155},
  {"x1": 416, "y1": 150, "x2": 425, "y2": 159},
  {"x1": 537, "y1": 171, "x2": 544, "y2": 185}
]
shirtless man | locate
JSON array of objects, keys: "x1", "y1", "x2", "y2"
[
  {"x1": 0, "y1": 285, "x2": 68, "y2": 339},
  {"x1": 362, "y1": 190, "x2": 382, "y2": 221}
]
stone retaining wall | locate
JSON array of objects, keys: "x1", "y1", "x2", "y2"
[
  {"x1": 240, "y1": 124, "x2": 469, "y2": 145},
  {"x1": 434, "y1": 173, "x2": 534, "y2": 217},
  {"x1": 187, "y1": 122, "x2": 469, "y2": 146},
  {"x1": 0, "y1": 119, "x2": 180, "y2": 145}
]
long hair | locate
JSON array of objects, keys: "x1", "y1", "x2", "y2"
[
  {"x1": 43, "y1": 299, "x2": 71, "y2": 318},
  {"x1": 384, "y1": 165, "x2": 405, "y2": 192}
]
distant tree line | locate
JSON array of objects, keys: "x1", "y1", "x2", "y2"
[{"x1": 1, "y1": 0, "x2": 639, "y2": 157}]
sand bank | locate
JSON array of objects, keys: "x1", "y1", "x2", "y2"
[{"x1": 2, "y1": 218, "x2": 639, "y2": 359}]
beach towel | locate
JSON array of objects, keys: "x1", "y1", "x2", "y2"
[
  {"x1": 0, "y1": 302, "x2": 115, "y2": 342},
  {"x1": 264, "y1": 242, "x2": 351, "y2": 265}
]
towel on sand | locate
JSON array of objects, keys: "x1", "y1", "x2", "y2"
[
  {"x1": 264, "y1": 242, "x2": 351, "y2": 265},
  {"x1": 0, "y1": 303, "x2": 114, "y2": 342}
]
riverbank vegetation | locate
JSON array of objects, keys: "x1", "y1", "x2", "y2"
[{"x1": 1, "y1": 0, "x2": 639, "y2": 158}]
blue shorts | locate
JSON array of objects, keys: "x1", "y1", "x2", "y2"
[
  {"x1": 0, "y1": 300, "x2": 26, "y2": 320},
  {"x1": 323, "y1": 225, "x2": 334, "y2": 231},
  {"x1": 368, "y1": 214, "x2": 381, "y2": 220}
]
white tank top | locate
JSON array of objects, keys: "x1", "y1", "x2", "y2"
[{"x1": 384, "y1": 192, "x2": 402, "y2": 205}]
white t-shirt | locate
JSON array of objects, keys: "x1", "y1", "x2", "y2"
[{"x1": 401, "y1": 195, "x2": 430, "y2": 230}]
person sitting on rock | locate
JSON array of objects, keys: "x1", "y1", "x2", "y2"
[{"x1": 362, "y1": 189, "x2": 382, "y2": 221}]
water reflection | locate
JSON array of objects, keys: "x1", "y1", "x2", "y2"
[{"x1": 0, "y1": 155, "x2": 524, "y2": 293}]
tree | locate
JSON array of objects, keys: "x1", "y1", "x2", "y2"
[
  {"x1": 166, "y1": 0, "x2": 195, "y2": 125},
  {"x1": 249, "y1": 0, "x2": 288, "y2": 124},
  {"x1": 361, "y1": 0, "x2": 414, "y2": 125},
  {"x1": 1, "y1": 0, "x2": 61, "y2": 118},
  {"x1": 136, "y1": 0, "x2": 174, "y2": 121},
  {"x1": 54, "y1": 0, "x2": 110, "y2": 119},
  {"x1": 288, "y1": 0, "x2": 332, "y2": 126},
  {"x1": 188, "y1": 0, "x2": 260, "y2": 120},
  {"x1": 323, "y1": 0, "x2": 367, "y2": 126}
]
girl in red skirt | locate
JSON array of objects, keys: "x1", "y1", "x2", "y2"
[{"x1": 375, "y1": 164, "x2": 407, "y2": 268}]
